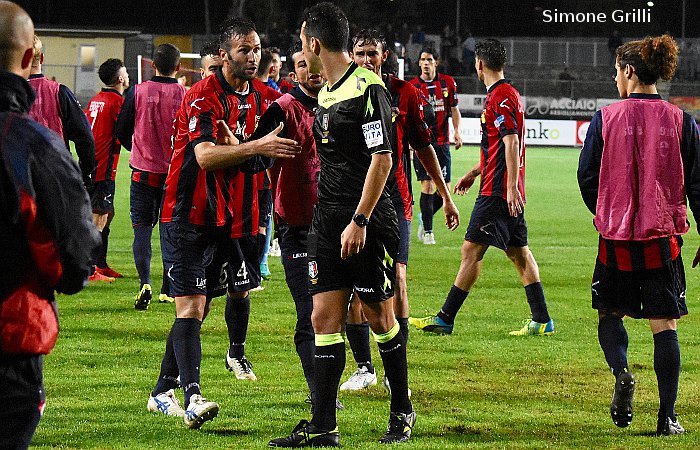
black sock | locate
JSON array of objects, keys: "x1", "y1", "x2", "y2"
[
  {"x1": 293, "y1": 294, "x2": 316, "y2": 399},
  {"x1": 397, "y1": 317, "x2": 409, "y2": 347},
  {"x1": 171, "y1": 318, "x2": 202, "y2": 407},
  {"x1": 432, "y1": 193, "x2": 443, "y2": 215},
  {"x1": 376, "y1": 324, "x2": 412, "y2": 414},
  {"x1": 654, "y1": 329, "x2": 681, "y2": 420},
  {"x1": 420, "y1": 193, "x2": 434, "y2": 233},
  {"x1": 225, "y1": 294, "x2": 250, "y2": 359},
  {"x1": 437, "y1": 285, "x2": 469, "y2": 324},
  {"x1": 152, "y1": 328, "x2": 180, "y2": 396},
  {"x1": 311, "y1": 336, "x2": 345, "y2": 431},
  {"x1": 97, "y1": 226, "x2": 110, "y2": 268},
  {"x1": 597, "y1": 315, "x2": 629, "y2": 378},
  {"x1": 346, "y1": 322, "x2": 374, "y2": 373},
  {"x1": 525, "y1": 282, "x2": 550, "y2": 323},
  {"x1": 133, "y1": 226, "x2": 152, "y2": 286}
]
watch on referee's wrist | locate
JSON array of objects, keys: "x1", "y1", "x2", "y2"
[{"x1": 352, "y1": 213, "x2": 368, "y2": 228}]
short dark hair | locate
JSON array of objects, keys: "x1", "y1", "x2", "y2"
[
  {"x1": 199, "y1": 41, "x2": 220, "y2": 58},
  {"x1": 257, "y1": 48, "x2": 273, "y2": 77},
  {"x1": 302, "y1": 2, "x2": 348, "y2": 53},
  {"x1": 269, "y1": 46, "x2": 280, "y2": 57},
  {"x1": 287, "y1": 40, "x2": 302, "y2": 72},
  {"x1": 153, "y1": 43, "x2": 180, "y2": 75},
  {"x1": 218, "y1": 17, "x2": 257, "y2": 52},
  {"x1": 474, "y1": 39, "x2": 506, "y2": 71},
  {"x1": 98, "y1": 58, "x2": 124, "y2": 86},
  {"x1": 419, "y1": 46, "x2": 439, "y2": 60},
  {"x1": 352, "y1": 29, "x2": 387, "y2": 53}
]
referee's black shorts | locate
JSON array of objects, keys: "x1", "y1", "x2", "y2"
[{"x1": 308, "y1": 200, "x2": 398, "y2": 303}]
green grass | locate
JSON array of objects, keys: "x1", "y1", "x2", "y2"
[{"x1": 31, "y1": 146, "x2": 700, "y2": 449}]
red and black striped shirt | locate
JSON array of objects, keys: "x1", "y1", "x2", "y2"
[
  {"x1": 162, "y1": 69, "x2": 265, "y2": 227},
  {"x1": 409, "y1": 73, "x2": 458, "y2": 146},
  {"x1": 84, "y1": 89, "x2": 124, "y2": 182},
  {"x1": 598, "y1": 235, "x2": 682, "y2": 271},
  {"x1": 385, "y1": 74, "x2": 432, "y2": 221},
  {"x1": 478, "y1": 79, "x2": 526, "y2": 201}
]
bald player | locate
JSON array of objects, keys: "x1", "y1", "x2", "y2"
[{"x1": 0, "y1": 3, "x2": 99, "y2": 448}]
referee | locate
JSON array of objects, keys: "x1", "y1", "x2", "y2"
[{"x1": 270, "y1": 3, "x2": 414, "y2": 447}]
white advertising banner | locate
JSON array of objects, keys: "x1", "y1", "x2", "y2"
[{"x1": 449, "y1": 117, "x2": 582, "y2": 147}]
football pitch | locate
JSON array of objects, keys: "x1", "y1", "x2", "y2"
[{"x1": 31, "y1": 145, "x2": 700, "y2": 449}]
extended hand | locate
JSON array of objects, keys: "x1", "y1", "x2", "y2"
[
  {"x1": 340, "y1": 222, "x2": 366, "y2": 259},
  {"x1": 258, "y1": 123, "x2": 302, "y2": 159},
  {"x1": 454, "y1": 134, "x2": 463, "y2": 150},
  {"x1": 454, "y1": 172, "x2": 476, "y2": 196}
]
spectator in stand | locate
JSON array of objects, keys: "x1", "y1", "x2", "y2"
[
  {"x1": 0, "y1": 3, "x2": 100, "y2": 448},
  {"x1": 558, "y1": 66, "x2": 575, "y2": 97},
  {"x1": 462, "y1": 31, "x2": 476, "y2": 75},
  {"x1": 411, "y1": 24, "x2": 425, "y2": 46},
  {"x1": 397, "y1": 22, "x2": 410, "y2": 57}
]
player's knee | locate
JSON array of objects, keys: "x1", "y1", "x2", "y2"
[{"x1": 461, "y1": 241, "x2": 486, "y2": 262}]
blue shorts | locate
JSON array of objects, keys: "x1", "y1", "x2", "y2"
[
  {"x1": 394, "y1": 200, "x2": 411, "y2": 265},
  {"x1": 414, "y1": 143, "x2": 451, "y2": 183},
  {"x1": 130, "y1": 179, "x2": 163, "y2": 228},
  {"x1": 160, "y1": 222, "x2": 230, "y2": 299},
  {"x1": 90, "y1": 180, "x2": 115, "y2": 214},
  {"x1": 228, "y1": 235, "x2": 262, "y2": 293},
  {"x1": 465, "y1": 196, "x2": 528, "y2": 250}
]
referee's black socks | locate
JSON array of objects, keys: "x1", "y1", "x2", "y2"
[
  {"x1": 311, "y1": 334, "x2": 345, "y2": 431},
  {"x1": 375, "y1": 322, "x2": 412, "y2": 414}
]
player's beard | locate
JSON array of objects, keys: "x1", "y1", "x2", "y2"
[{"x1": 227, "y1": 52, "x2": 256, "y2": 81}]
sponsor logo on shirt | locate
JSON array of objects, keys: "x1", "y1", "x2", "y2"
[
  {"x1": 189, "y1": 116, "x2": 197, "y2": 132},
  {"x1": 362, "y1": 120, "x2": 384, "y2": 148}
]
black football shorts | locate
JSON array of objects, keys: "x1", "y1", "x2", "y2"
[
  {"x1": 307, "y1": 201, "x2": 398, "y2": 303},
  {"x1": 465, "y1": 195, "x2": 528, "y2": 250}
]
